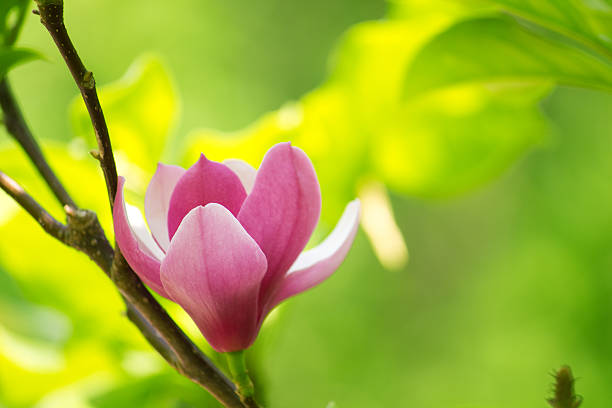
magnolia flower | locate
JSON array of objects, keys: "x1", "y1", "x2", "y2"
[{"x1": 113, "y1": 142, "x2": 360, "y2": 352}]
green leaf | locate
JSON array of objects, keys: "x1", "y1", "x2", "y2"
[
  {"x1": 333, "y1": 19, "x2": 550, "y2": 197},
  {"x1": 403, "y1": 16, "x2": 612, "y2": 98},
  {"x1": 70, "y1": 55, "x2": 178, "y2": 176},
  {"x1": 484, "y1": 0, "x2": 612, "y2": 59},
  {"x1": 389, "y1": 0, "x2": 495, "y2": 19},
  {"x1": 1, "y1": 0, "x2": 29, "y2": 46},
  {"x1": 376, "y1": 82, "x2": 550, "y2": 197},
  {"x1": 0, "y1": 47, "x2": 37, "y2": 79}
]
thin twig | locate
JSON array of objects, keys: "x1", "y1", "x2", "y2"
[
  {"x1": 32, "y1": 1, "x2": 248, "y2": 406},
  {"x1": 0, "y1": 169, "x2": 67, "y2": 240},
  {"x1": 0, "y1": 78, "x2": 77, "y2": 208},
  {"x1": 0, "y1": 169, "x2": 111, "y2": 272}
]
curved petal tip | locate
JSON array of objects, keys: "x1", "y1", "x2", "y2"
[{"x1": 269, "y1": 199, "x2": 360, "y2": 309}]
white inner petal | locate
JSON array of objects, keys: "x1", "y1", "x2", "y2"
[
  {"x1": 144, "y1": 163, "x2": 186, "y2": 253},
  {"x1": 289, "y1": 199, "x2": 361, "y2": 273},
  {"x1": 223, "y1": 159, "x2": 257, "y2": 194},
  {"x1": 126, "y1": 203, "x2": 165, "y2": 260}
]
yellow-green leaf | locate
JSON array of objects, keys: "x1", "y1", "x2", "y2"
[
  {"x1": 1, "y1": 0, "x2": 28, "y2": 46},
  {"x1": 0, "y1": 47, "x2": 37, "y2": 79},
  {"x1": 484, "y1": 0, "x2": 612, "y2": 59},
  {"x1": 403, "y1": 16, "x2": 612, "y2": 98}
]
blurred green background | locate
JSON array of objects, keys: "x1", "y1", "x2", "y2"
[{"x1": 2, "y1": 0, "x2": 612, "y2": 407}]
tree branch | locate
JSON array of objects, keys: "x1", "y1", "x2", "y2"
[
  {"x1": 31, "y1": 1, "x2": 248, "y2": 406},
  {"x1": 0, "y1": 169, "x2": 67, "y2": 240},
  {"x1": 0, "y1": 78, "x2": 77, "y2": 208}
]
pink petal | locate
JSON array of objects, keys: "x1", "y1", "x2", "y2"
[
  {"x1": 167, "y1": 155, "x2": 247, "y2": 240},
  {"x1": 145, "y1": 163, "x2": 185, "y2": 252},
  {"x1": 160, "y1": 204, "x2": 267, "y2": 352},
  {"x1": 237, "y1": 142, "x2": 321, "y2": 307},
  {"x1": 223, "y1": 159, "x2": 256, "y2": 194},
  {"x1": 269, "y1": 199, "x2": 360, "y2": 309},
  {"x1": 114, "y1": 177, "x2": 168, "y2": 298}
]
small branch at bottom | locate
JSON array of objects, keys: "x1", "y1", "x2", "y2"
[{"x1": 548, "y1": 365, "x2": 582, "y2": 408}]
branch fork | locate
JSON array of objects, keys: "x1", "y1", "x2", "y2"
[{"x1": 0, "y1": 0, "x2": 258, "y2": 406}]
